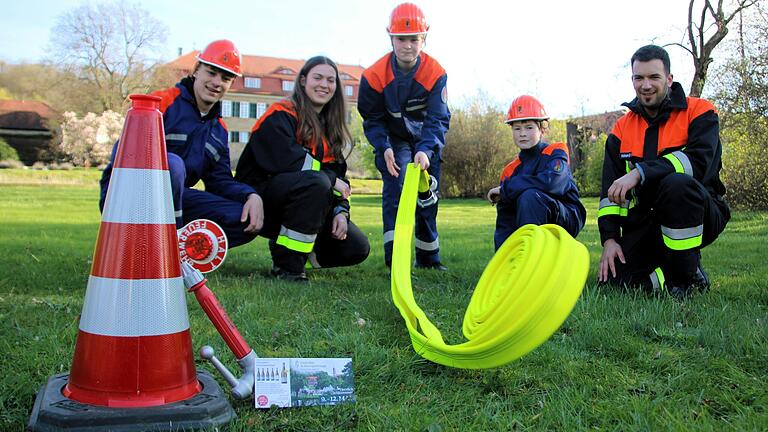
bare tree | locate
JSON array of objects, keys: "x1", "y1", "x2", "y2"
[
  {"x1": 46, "y1": 0, "x2": 168, "y2": 112},
  {"x1": 667, "y1": 0, "x2": 758, "y2": 97}
]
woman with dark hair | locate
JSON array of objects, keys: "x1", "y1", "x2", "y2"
[{"x1": 236, "y1": 56, "x2": 370, "y2": 281}]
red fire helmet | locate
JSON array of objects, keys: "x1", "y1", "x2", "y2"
[
  {"x1": 387, "y1": 3, "x2": 429, "y2": 36},
  {"x1": 196, "y1": 39, "x2": 242, "y2": 77},
  {"x1": 505, "y1": 95, "x2": 549, "y2": 123}
]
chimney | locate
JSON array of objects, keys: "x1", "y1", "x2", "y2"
[{"x1": 178, "y1": 47, "x2": 182, "y2": 57}]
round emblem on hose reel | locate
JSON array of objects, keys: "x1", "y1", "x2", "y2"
[{"x1": 178, "y1": 219, "x2": 228, "y2": 273}]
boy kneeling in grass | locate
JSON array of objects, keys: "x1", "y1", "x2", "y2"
[{"x1": 487, "y1": 95, "x2": 586, "y2": 250}]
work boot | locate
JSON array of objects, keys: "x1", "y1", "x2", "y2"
[
  {"x1": 666, "y1": 264, "x2": 710, "y2": 300},
  {"x1": 270, "y1": 266, "x2": 309, "y2": 283},
  {"x1": 692, "y1": 263, "x2": 710, "y2": 293}
]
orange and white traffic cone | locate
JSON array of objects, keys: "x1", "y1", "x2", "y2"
[{"x1": 28, "y1": 95, "x2": 234, "y2": 431}]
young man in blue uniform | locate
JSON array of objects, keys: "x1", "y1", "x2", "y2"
[
  {"x1": 99, "y1": 39, "x2": 263, "y2": 247},
  {"x1": 487, "y1": 95, "x2": 586, "y2": 251},
  {"x1": 358, "y1": 2, "x2": 451, "y2": 270}
]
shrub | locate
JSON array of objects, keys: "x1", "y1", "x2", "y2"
[
  {"x1": 346, "y1": 109, "x2": 379, "y2": 179},
  {"x1": 0, "y1": 137, "x2": 20, "y2": 161},
  {"x1": 441, "y1": 97, "x2": 516, "y2": 198},
  {"x1": 720, "y1": 113, "x2": 768, "y2": 210},
  {"x1": 572, "y1": 133, "x2": 606, "y2": 197}
]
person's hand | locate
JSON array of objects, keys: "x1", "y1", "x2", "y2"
[
  {"x1": 383, "y1": 148, "x2": 400, "y2": 177},
  {"x1": 607, "y1": 169, "x2": 641, "y2": 205},
  {"x1": 598, "y1": 238, "x2": 625, "y2": 282},
  {"x1": 331, "y1": 214, "x2": 348, "y2": 240},
  {"x1": 414, "y1": 151, "x2": 430, "y2": 170},
  {"x1": 334, "y1": 178, "x2": 351, "y2": 199},
  {"x1": 241, "y1": 193, "x2": 264, "y2": 234},
  {"x1": 487, "y1": 186, "x2": 501, "y2": 205}
]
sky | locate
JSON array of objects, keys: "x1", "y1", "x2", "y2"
[{"x1": 0, "y1": 0, "x2": 704, "y2": 118}]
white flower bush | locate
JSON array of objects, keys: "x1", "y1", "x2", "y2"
[{"x1": 59, "y1": 111, "x2": 124, "y2": 167}]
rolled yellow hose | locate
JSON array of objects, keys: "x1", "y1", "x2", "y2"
[{"x1": 391, "y1": 164, "x2": 589, "y2": 369}]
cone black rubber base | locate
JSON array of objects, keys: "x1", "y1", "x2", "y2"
[{"x1": 28, "y1": 370, "x2": 235, "y2": 431}]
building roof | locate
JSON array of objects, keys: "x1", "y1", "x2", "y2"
[
  {"x1": 0, "y1": 100, "x2": 58, "y2": 131},
  {"x1": 170, "y1": 51, "x2": 365, "y2": 82}
]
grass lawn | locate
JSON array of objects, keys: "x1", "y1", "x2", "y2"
[{"x1": 0, "y1": 169, "x2": 766, "y2": 431}]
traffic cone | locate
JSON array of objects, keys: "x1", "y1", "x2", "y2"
[{"x1": 28, "y1": 95, "x2": 234, "y2": 431}]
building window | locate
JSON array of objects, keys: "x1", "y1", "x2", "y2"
[
  {"x1": 282, "y1": 80, "x2": 295, "y2": 92},
  {"x1": 340, "y1": 73, "x2": 353, "y2": 80},
  {"x1": 345, "y1": 85, "x2": 354, "y2": 97},
  {"x1": 244, "y1": 77, "x2": 261, "y2": 88},
  {"x1": 232, "y1": 101, "x2": 240, "y2": 117},
  {"x1": 239, "y1": 131, "x2": 249, "y2": 143},
  {"x1": 239, "y1": 102, "x2": 249, "y2": 119},
  {"x1": 257, "y1": 103, "x2": 267, "y2": 118},
  {"x1": 229, "y1": 131, "x2": 239, "y2": 142},
  {"x1": 249, "y1": 103, "x2": 258, "y2": 118},
  {"x1": 221, "y1": 100, "x2": 232, "y2": 117}
]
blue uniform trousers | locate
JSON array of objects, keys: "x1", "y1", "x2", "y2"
[
  {"x1": 166, "y1": 153, "x2": 256, "y2": 247},
  {"x1": 495, "y1": 189, "x2": 584, "y2": 251},
  {"x1": 100, "y1": 153, "x2": 256, "y2": 247},
  {"x1": 375, "y1": 143, "x2": 441, "y2": 266}
]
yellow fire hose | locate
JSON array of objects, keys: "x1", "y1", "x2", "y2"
[{"x1": 390, "y1": 164, "x2": 589, "y2": 369}]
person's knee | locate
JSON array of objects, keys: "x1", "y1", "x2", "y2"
[
  {"x1": 302, "y1": 171, "x2": 333, "y2": 194},
  {"x1": 516, "y1": 189, "x2": 548, "y2": 209},
  {"x1": 167, "y1": 153, "x2": 186, "y2": 190},
  {"x1": 659, "y1": 172, "x2": 694, "y2": 190},
  {"x1": 353, "y1": 237, "x2": 371, "y2": 264},
  {"x1": 657, "y1": 173, "x2": 704, "y2": 207}
]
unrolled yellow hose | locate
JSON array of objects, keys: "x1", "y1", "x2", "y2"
[{"x1": 391, "y1": 164, "x2": 589, "y2": 369}]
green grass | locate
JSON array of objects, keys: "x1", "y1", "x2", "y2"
[{"x1": 0, "y1": 170, "x2": 766, "y2": 431}]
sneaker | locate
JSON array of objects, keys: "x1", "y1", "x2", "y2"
[
  {"x1": 414, "y1": 262, "x2": 448, "y2": 271},
  {"x1": 270, "y1": 266, "x2": 309, "y2": 282}
]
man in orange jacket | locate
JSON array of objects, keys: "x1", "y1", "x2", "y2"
[{"x1": 598, "y1": 45, "x2": 730, "y2": 299}]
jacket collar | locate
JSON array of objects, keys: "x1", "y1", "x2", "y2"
[
  {"x1": 519, "y1": 141, "x2": 547, "y2": 159},
  {"x1": 177, "y1": 76, "x2": 222, "y2": 121},
  {"x1": 390, "y1": 52, "x2": 421, "y2": 77},
  {"x1": 622, "y1": 81, "x2": 687, "y2": 121}
]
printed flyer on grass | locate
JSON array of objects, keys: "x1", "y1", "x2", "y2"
[{"x1": 254, "y1": 358, "x2": 355, "y2": 408}]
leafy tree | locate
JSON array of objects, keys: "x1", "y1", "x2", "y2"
[
  {"x1": 707, "y1": 3, "x2": 768, "y2": 209},
  {"x1": 341, "y1": 361, "x2": 354, "y2": 387},
  {"x1": 708, "y1": 3, "x2": 768, "y2": 116},
  {"x1": 46, "y1": 0, "x2": 168, "y2": 113},
  {"x1": 0, "y1": 62, "x2": 69, "y2": 108},
  {"x1": 668, "y1": 0, "x2": 758, "y2": 97}
]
